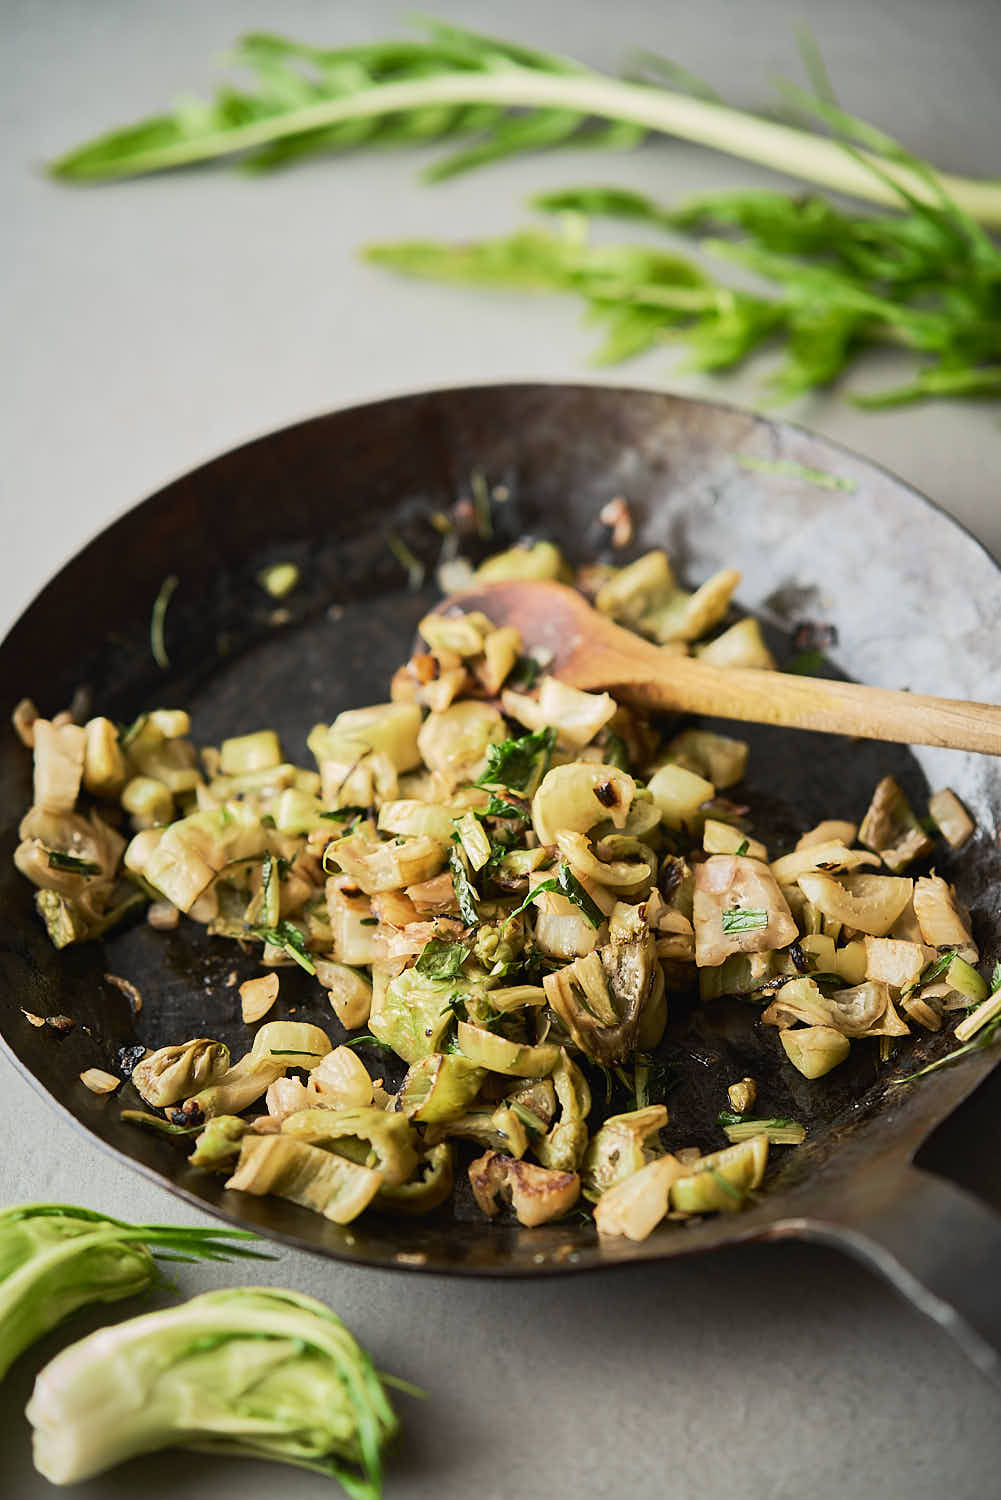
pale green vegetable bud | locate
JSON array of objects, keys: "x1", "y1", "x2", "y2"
[
  {"x1": 0, "y1": 1204, "x2": 264, "y2": 1381},
  {"x1": 582, "y1": 1105, "x2": 667, "y2": 1198},
  {"x1": 397, "y1": 1054, "x2": 484, "y2": 1124},
  {"x1": 188, "y1": 1115, "x2": 249, "y2": 1171},
  {"x1": 219, "y1": 729, "x2": 283, "y2": 776},
  {"x1": 257, "y1": 562, "x2": 300, "y2": 598},
  {"x1": 780, "y1": 1025, "x2": 851, "y2": 1078},
  {"x1": 226, "y1": 1135, "x2": 383, "y2": 1223},
  {"x1": 27, "y1": 1287, "x2": 397, "y2": 1493},
  {"x1": 376, "y1": 1144, "x2": 454, "y2": 1216},
  {"x1": 727, "y1": 1077, "x2": 757, "y2": 1115},
  {"x1": 475, "y1": 540, "x2": 567, "y2": 583},
  {"x1": 132, "y1": 1038, "x2": 230, "y2": 1108},
  {"x1": 670, "y1": 1134, "x2": 769, "y2": 1214},
  {"x1": 647, "y1": 763, "x2": 714, "y2": 831},
  {"x1": 473, "y1": 912, "x2": 524, "y2": 969},
  {"x1": 280, "y1": 1107, "x2": 419, "y2": 1188},
  {"x1": 418, "y1": 608, "x2": 491, "y2": 656},
  {"x1": 82, "y1": 717, "x2": 127, "y2": 797},
  {"x1": 694, "y1": 617, "x2": 776, "y2": 669},
  {"x1": 535, "y1": 1050, "x2": 592, "y2": 1171}
]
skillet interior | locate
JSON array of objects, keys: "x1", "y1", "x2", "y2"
[{"x1": 1, "y1": 382, "x2": 998, "y2": 1274}]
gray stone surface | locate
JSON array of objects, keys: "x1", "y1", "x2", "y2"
[{"x1": 2, "y1": 2, "x2": 999, "y2": 1496}]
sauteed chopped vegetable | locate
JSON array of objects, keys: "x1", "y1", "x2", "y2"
[{"x1": 12, "y1": 541, "x2": 994, "y2": 1243}]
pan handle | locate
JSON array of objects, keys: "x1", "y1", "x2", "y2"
[{"x1": 803, "y1": 1164, "x2": 1001, "y2": 1383}]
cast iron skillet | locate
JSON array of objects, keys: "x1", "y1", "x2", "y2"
[{"x1": 2, "y1": 384, "x2": 1000, "y2": 1376}]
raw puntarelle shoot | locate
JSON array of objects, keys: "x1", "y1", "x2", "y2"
[
  {"x1": 46, "y1": 18, "x2": 1000, "y2": 228},
  {"x1": 45, "y1": 19, "x2": 1001, "y2": 408},
  {"x1": 366, "y1": 147, "x2": 1001, "y2": 408},
  {"x1": 0, "y1": 1202, "x2": 269, "y2": 1380},
  {"x1": 26, "y1": 1286, "x2": 399, "y2": 1497}
]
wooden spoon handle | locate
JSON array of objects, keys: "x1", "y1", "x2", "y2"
[{"x1": 599, "y1": 650, "x2": 1001, "y2": 754}]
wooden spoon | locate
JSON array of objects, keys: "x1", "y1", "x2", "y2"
[{"x1": 445, "y1": 579, "x2": 1001, "y2": 754}]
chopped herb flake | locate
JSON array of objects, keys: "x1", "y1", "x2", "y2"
[
  {"x1": 599, "y1": 732, "x2": 631, "y2": 773},
  {"x1": 902, "y1": 946, "x2": 959, "y2": 997},
  {"x1": 387, "y1": 532, "x2": 426, "y2": 589},
  {"x1": 118, "y1": 714, "x2": 148, "y2": 749},
  {"x1": 121, "y1": 1110, "x2": 205, "y2": 1137},
  {"x1": 507, "y1": 862, "x2": 604, "y2": 928},
  {"x1": 249, "y1": 920, "x2": 316, "y2": 974},
  {"x1": 470, "y1": 468, "x2": 493, "y2": 539},
  {"x1": 476, "y1": 726, "x2": 555, "y2": 793},
  {"x1": 810, "y1": 972, "x2": 846, "y2": 992},
  {"x1": 46, "y1": 851, "x2": 102, "y2": 875},
  {"x1": 448, "y1": 846, "x2": 480, "y2": 926},
  {"x1": 507, "y1": 654, "x2": 542, "y2": 691},
  {"x1": 720, "y1": 906, "x2": 769, "y2": 934},
  {"x1": 482, "y1": 792, "x2": 530, "y2": 821},
  {"x1": 786, "y1": 648, "x2": 826, "y2": 676},
  {"x1": 509, "y1": 1100, "x2": 547, "y2": 1137},
  {"x1": 150, "y1": 574, "x2": 179, "y2": 671},
  {"x1": 708, "y1": 1168, "x2": 745, "y2": 1203},
  {"x1": 737, "y1": 455, "x2": 857, "y2": 492},
  {"x1": 341, "y1": 1034, "x2": 397, "y2": 1053},
  {"x1": 415, "y1": 937, "x2": 471, "y2": 980}
]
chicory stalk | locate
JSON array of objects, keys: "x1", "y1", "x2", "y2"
[
  {"x1": 46, "y1": 21, "x2": 1001, "y2": 226},
  {"x1": 0, "y1": 1204, "x2": 267, "y2": 1380},
  {"x1": 27, "y1": 1286, "x2": 398, "y2": 1497}
]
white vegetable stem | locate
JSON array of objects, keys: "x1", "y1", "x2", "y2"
[{"x1": 105, "y1": 70, "x2": 1001, "y2": 226}]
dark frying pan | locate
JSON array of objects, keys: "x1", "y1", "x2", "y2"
[{"x1": 2, "y1": 384, "x2": 1000, "y2": 1378}]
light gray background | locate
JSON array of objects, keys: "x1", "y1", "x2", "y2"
[{"x1": 3, "y1": 2, "x2": 1000, "y2": 1496}]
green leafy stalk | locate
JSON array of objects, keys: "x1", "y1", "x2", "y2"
[
  {"x1": 0, "y1": 1203, "x2": 269, "y2": 1381},
  {"x1": 370, "y1": 151, "x2": 1001, "y2": 404},
  {"x1": 27, "y1": 1286, "x2": 397, "y2": 1497},
  {"x1": 45, "y1": 21, "x2": 1001, "y2": 405},
  {"x1": 46, "y1": 21, "x2": 1001, "y2": 226}
]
